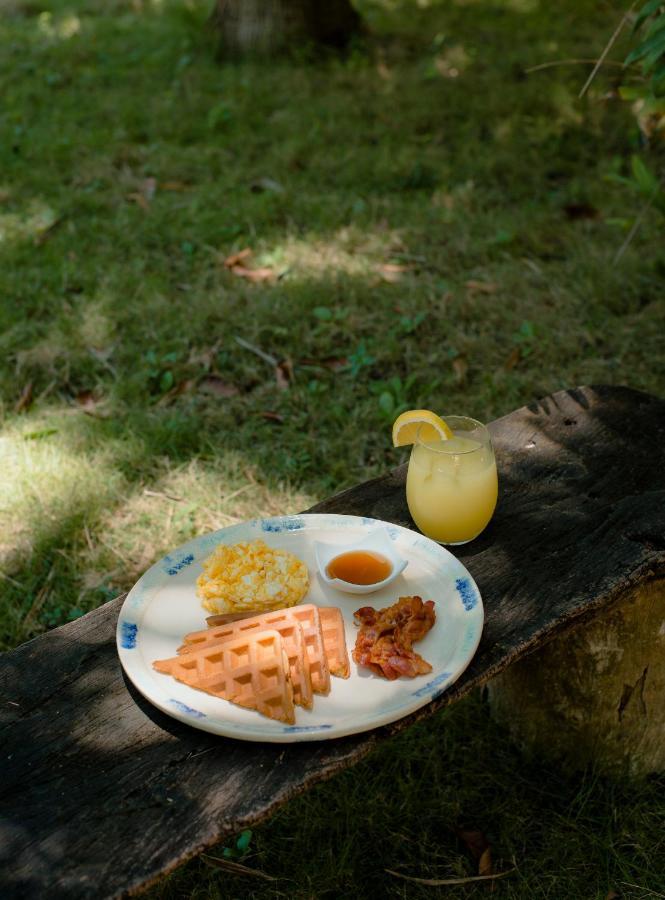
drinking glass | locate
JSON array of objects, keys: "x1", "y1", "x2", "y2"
[{"x1": 406, "y1": 415, "x2": 498, "y2": 545}]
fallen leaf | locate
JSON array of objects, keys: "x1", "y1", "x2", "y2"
[
  {"x1": 275, "y1": 358, "x2": 294, "y2": 390},
  {"x1": 161, "y1": 180, "x2": 190, "y2": 191},
  {"x1": 379, "y1": 263, "x2": 412, "y2": 283},
  {"x1": 127, "y1": 177, "x2": 157, "y2": 211},
  {"x1": 605, "y1": 891, "x2": 621, "y2": 900},
  {"x1": 478, "y1": 847, "x2": 493, "y2": 877},
  {"x1": 75, "y1": 389, "x2": 97, "y2": 411},
  {"x1": 457, "y1": 828, "x2": 490, "y2": 861},
  {"x1": 466, "y1": 280, "x2": 497, "y2": 294},
  {"x1": 127, "y1": 193, "x2": 148, "y2": 210},
  {"x1": 505, "y1": 347, "x2": 521, "y2": 371},
  {"x1": 75, "y1": 389, "x2": 110, "y2": 418},
  {"x1": 15, "y1": 382, "x2": 34, "y2": 413},
  {"x1": 452, "y1": 354, "x2": 468, "y2": 384},
  {"x1": 257, "y1": 411, "x2": 284, "y2": 423},
  {"x1": 231, "y1": 265, "x2": 275, "y2": 283},
  {"x1": 198, "y1": 375, "x2": 240, "y2": 398},
  {"x1": 223, "y1": 248, "x2": 252, "y2": 269}
]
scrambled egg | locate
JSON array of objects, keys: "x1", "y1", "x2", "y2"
[{"x1": 196, "y1": 538, "x2": 309, "y2": 614}]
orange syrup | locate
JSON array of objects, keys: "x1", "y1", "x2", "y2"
[{"x1": 326, "y1": 550, "x2": 392, "y2": 585}]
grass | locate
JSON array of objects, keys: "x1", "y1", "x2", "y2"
[{"x1": 1, "y1": 0, "x2": 664, "y2": 895}]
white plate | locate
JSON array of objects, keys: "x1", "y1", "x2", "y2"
[{"x1": 116, "y1": 514, "x2": 484, "y2": 743}]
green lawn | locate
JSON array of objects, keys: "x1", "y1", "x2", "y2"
[{"x1": 1, "y1": 0, "x2": 664, "y2": 896}]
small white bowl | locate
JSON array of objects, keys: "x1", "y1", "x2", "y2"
[{"x1": 314, "y1": 526, "x2": 408, "y2": 595}]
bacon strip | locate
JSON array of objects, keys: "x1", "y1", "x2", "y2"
[{"x1": 352, "y1": 596, "x2": 436, "y2": 680}]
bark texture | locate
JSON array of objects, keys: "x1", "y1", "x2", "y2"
[
  {"x1": 487, "y1": 579, "x2": 665, "y2": 777},
  {"x1": 212, "y1": 0, "x2": 362, "y2": 55},
  {"x1": 1, "y1": 385, "x2": 664, "y2": 898}
]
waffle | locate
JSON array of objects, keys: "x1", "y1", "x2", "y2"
[
  {"x1": 205, "y1": 604, "x2": 331, "y2": 695},
  {"x1": 179, "y1": 618, "x2": 313, "y2": 710},
  {"x1": 203, "y1": 604, "x2": 350, "y2": 683},
  {"x1": 153, "y1": 629, "x2": 295, "y2": 724},
  {"x1": 318, "y1": 607, "x2": 350, "y2": 678}
]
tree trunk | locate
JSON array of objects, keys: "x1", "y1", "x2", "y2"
[
  {"x1": 212, "y1": 0, "x2": 362, "y2": 56},
  {"x1": 487, "y1": 579, "x2": 665, "y2": 778}
]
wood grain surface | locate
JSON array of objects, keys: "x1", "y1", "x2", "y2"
[{"x1": 2, "y1": 385, "x2": 664, "y2": 899}]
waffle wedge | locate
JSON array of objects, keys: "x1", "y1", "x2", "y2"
[
  {"x1": 318, "y1": 607, "x2": 350, "y2": 678},
  {"x1": 153, "y1": 629, "x2": 295, "y2": 724},
  {"x1": 205, "y1": 603, "x2": 331, "y2": 695},
  {"x1": 179, "y1": 618, "x2": 313, "y2": 710}
]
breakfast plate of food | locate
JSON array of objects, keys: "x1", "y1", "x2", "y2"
[{"x1": 116, "y1": 514, "x2": 484, "y2": 742}]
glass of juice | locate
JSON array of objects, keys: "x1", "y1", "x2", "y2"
[{"x1": 406, "y1": 415, "x2": 498, "y2": 545}]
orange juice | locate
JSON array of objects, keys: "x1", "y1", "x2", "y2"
[{"x1": 406, "y1": 421, "x2": 498, "y2": 544}]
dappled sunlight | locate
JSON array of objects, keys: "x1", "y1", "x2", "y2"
[
  {"x1": 36, "y1": 11, "x2": 82, "y2": 41},
  {"x1": 77, "y1": 455, "x2": 315, "y2": 596},
  {"x1": 262, "y1": 225, "x2": 405, "y2": 280},
  {"x1": 77, "y1": 298, "x2": 116, "y2": 350},
  {"x1": 0, "y1": 399, "x2": 316, "y2": 637},
  {"x1": 0, "y1": 199, "x2": 59, "y2": 247},
  {"x1": 0, "y1": 417, "x2": 125, "y2": 571}
]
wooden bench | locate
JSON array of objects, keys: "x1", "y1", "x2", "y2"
[{"x1": 2, "y1": 384, "x2": 664, "y2": 898}]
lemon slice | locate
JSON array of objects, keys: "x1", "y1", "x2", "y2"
[{"x1": 392, "y1": 409, "x2": 453, "y2": 446}]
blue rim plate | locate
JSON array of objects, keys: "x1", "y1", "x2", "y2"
[{"x1": 116, "y1": 513, "x2": 484, "y2": 743}]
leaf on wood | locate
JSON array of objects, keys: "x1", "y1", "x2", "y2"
[
  {"x1": 563, "y1": 202, "x2": 600, "y2": 221},
  {"x1": 452, "y1": 354, "x2": 468, "y2": 384},
  {"x1": 223, "y1": 248, "x2": 253, "y2": 269},
  {"x1": 257, "y1": 411, "x2": 284, "y2": 423},
  {"x1": 198, "y1": 375, "x2": 240, "y2": 398},
  {"x1": 466, "y1": 280, "x2": 498, "y2": 294},
  {"x1": 385, "y1": 867, "x2": 516, "y2": 886},
  {"x1": 201, "y1": 854, "x2": 276, "y2": 881},
  {"x1": 505, "y1": 347, "x2": 521, "y2": 371},
  {"x1": 275, "y1": 358, "x2": 294, "y2": 390},
  {"x1": 15, "y1": 382, "x2": 34, "y2": 413}
]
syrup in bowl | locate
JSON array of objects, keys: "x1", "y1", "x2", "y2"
[
  {"x1": 325, "y1": 550, "x2": 393, "y2": 586},
  {"x1": 315, "y1": 525, "x2": 408, "y2": 594}
]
